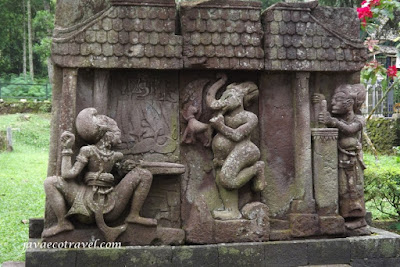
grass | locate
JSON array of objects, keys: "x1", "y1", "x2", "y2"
[{"x1": 0, "y1": 113, "x2": 50, "y2": 263}]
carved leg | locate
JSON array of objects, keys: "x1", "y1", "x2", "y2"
[
  {"x1": 219, "y1": 143, "x2": 260, "y2": 190},
  {"x1": 42, "y1": 176, "x2": 74, "y2": 237},
  {"x1": 124, "y1": 168, "x2": 157, "y2": 225},
  {"x1": 213, "y1": 169, "x2": 241, "y2": 220}
]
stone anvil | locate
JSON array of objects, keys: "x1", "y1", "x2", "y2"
[{"x1": 43, "y1": 0, "x2": 370, "y2": 245}]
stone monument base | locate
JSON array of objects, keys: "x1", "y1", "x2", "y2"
[{"x1": 26, "y1": 227, "x2": 400, "y2": 267}]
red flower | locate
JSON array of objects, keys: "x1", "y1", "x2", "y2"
[
  {"x1": 357, "y1": 6, "x2": 373, "y2": 20},
  {"x1": 387, "y1": 65, "x2": 398, "y2": 78}
]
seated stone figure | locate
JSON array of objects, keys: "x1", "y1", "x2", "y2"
[
  {"x1": 42, "y1": 108, "x2": 156, "y2": 242},
  {"x1": 206, "y1": 74, "x2": 266, "y2": 220},
  {"x1": 318, "y1": 84, "x2": 370, "y2": 235}
]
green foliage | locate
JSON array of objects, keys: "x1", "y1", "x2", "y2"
[
  {"x1": 0, "y1": 0, "x2": 55, "y2": 78},
  {"x1": 364, "y1": 153, "x2": 400, "y2": 219},
  {"x1": 0, "y1": 113, "x2": 50, "y2": 263},
  {"x1": 0, "y1": 74, "x2": 51, "y2": 99},
  {"x1": 364, "y1": 118, "x2": 400, "y2": 154}
]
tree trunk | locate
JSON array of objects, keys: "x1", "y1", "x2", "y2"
[
  {"x1": 27, "y1": 0, "x2": 34, "y2": 81},
  {"x1": 43, "y1": 0, "x2": 50, "y2": 11},
  {"x1": 22, "y1": 0, "x2": 27, "y2": 80}
]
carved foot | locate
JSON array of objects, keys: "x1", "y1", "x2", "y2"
[
  {"x1": 252, "y1": 161, "x2": 266, "y2": 192},
  {"x1": 212, "y1": 209, "x2": 242, "y2": 220},
  {"x1": 125, "y1": 215, "x2": 157, "y2": 226},
  {"x1": 41, "y1": 221, "x2": 74, "y2": 238}
]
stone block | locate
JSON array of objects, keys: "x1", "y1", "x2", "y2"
[
  {"x1": 351, "y1": 258, "x2": 400, "y2": 267},
  {"x1": 269, "y1": 229, "x2": 291, "y2": 241},
  {"x1": 289, "y1": 213, "x2": 319, "y2": 237},
  {"x1": 350, "y1": 234, "x2": 400, "y2": 259},
  {"x1": 214, "y1": 218, "x2": 269, "y2": 243},
  {"x1": 308, "y1": 239, "x2": 351, "y2": 265},
  {"x1": 264, "y1": 241, "x2": 308, "y2": 266},
  {"x1": 218, "y1": 243, "x2": 264, "y2": 267},
  {"x1": 270, "y1": 219, "x2": 289, "y2": 230},
  {"x1": 319, "y1": 216, "x2": 345, "y2": 235},
  {"x1": 120, "y1": 246, "x2": 173, "y2": 267},
  {"x1": 75, "y1": 248, "x2": 128, "y2": 267},
  {"x1": 26, "y1": 249, "x2": 77, "y2": 267},
  {"x1": 172, "y1": 245, "x2": 218, "y2": 267}
]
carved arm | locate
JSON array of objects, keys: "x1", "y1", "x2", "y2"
[
  {"x1": 210, "y1": 113, "x2": 258, "y2": 142},
  {"x1": 60, "y1": 131, "x2": 87, "y2": 179}
]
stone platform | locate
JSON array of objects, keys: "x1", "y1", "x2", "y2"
[{"x1": 26, "y1": 228, "x2": 400, "y2": 267}]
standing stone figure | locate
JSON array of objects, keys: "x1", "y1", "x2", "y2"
[
  {"x1": 42, "y1": 108, "x2": 156, "y2": 242},
  {"x1": 206, "y1": 74, "x2": 266, "y2": 220},
  {"x1": 318, "y1": 84, "x2": 370, "y2": 235}
]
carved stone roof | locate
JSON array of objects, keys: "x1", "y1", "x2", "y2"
[
  {"x1": 262, "y1": 2, "x2": 368, "y2": 71},
  {"x1": 51, "y1": 0, "x2": 183, "y2": 69},
  {"x1": 180, "y1": 0, "x2": 264, "y2": 70},
  {"x1": 51, "y1": 0, "x2": 368, "y2": 72}
]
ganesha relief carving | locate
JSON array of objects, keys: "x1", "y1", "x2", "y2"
[{"x1": 182, "y1": 74, "x2": 267, "y2": 221}]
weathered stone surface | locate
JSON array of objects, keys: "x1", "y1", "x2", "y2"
[
  {"x1": 172, "y1": 245, "x2": 218, "y2": 267},
  {"x1": 289, "y1": 213, "x2": 319, "y2": 237},
  {"x1": 308, "y1": 239, "x2": 351, "y2": 265},
  {"x1": 52, "y1": 1, "x2": 182, "y2": 68},
  {"x1": 26, "y1": 248, "x2": 77, "y2": 267},
  {"x1": 269, "y1": 230, "x2": 292, "y2": 241},
  {"x1": 26, "y1": 228, "x2": 400, "y2": 266},
  {"x1": 262, "y1": 2, "x2": 367, "y2": 71},
  {"x1": 43, "y1": 223, "x2": 184, "y2": 246},
  {"x1": 184, "y1": 196, "x2": 215, "y2": 244},
  {"x1": 214, "y1": 218, "x2": 269, "y2": 243},
  {"x1": 319, "y1": 216, "x2": 346, "y2": 236},
  {"x1": 350, "y1": 228, "x2": 400, "y2": 259},
  {"x1": 218, "y1": 243, "x2": 264, "y2": 267},
  {"x1": 264, "y1": 241, "x2": 308, "y2": 266},
  {"x1": 180, "y1": 0, "x2": 264, "y2": 69},
  {"x1": 312, "y1": 128, "x2": 340, "y2": 216}
]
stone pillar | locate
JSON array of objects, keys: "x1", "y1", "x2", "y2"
[
  {"x1": 47, "y1": 62, "x2": 63, "y2": 176},
  {"x1": 289, "y1": 72, "x2": 319, "y2": 237},
  {"x1": 293, "y1": 72, "x2": 313, "y2": 207},
  {"x1": 312, "y1": 128, "x2": 345, "y2": 235},
  {"x1": 56, "y1": 68, "x2": 78, "y2": 175},
  {"x1": 93, "y1": 70, "x2": 109, "y2": 115}
]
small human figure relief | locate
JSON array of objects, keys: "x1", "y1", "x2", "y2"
[
  {"x1": 206, "y1": 73, "x2": 267, "y2": 220},
  {"x1": 181, "y1": 79, "x2": 213, "y2": 147},
  {"x1": 42, "y1": 108, "x2": 158, "y2": 242},
  {"x1": 317, "y1": 84, "x2": 370, "y2": 235}
]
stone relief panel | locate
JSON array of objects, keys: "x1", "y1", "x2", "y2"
[
  {"x1": 180, "y1": 71, "x2": 269, "y2": 243},
  {"x1": 108, "y1": 71, "x2": 179, "y2": 162}
]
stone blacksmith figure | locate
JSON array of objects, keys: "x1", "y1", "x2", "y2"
[{"x1": 319, "y1": 84, "x2": 370, "y2": 235}]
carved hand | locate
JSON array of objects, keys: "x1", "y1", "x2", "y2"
[
  {"x1": 312, "y1": 94, "x2": 321, "y2": 104},
  {"x1": 61, "y1": 131, "x2": 75, "y2": 149},
  {"x1": 209, "y1": 114, "x2": 224, "y2": 128},
  {"x1": 123, "y1": 159, "x2": 137, "y2": 171}
]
